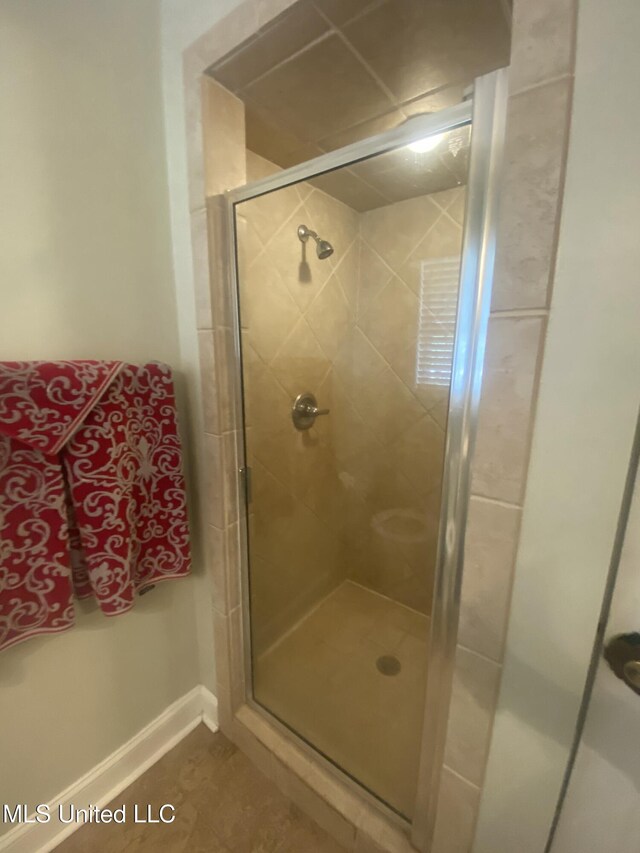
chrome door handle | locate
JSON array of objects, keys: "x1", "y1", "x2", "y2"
[
  {"x1": 291, "y1": 392, "x2": 330, "y2": 431},
  {"x1": 604, "y1": 633, "x2": 640, "y2": 695}
]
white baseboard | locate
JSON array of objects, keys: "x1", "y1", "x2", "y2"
[
  {"x1": 201, "y1": 685, "x2": 219, "y2": 733},
  {"x1": 0, "y1": 685, "x2": 218, "y2": 853}
]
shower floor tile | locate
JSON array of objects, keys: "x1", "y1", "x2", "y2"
[{"x1": 253, "y1": 580, "x2": 430, "y2": 819}]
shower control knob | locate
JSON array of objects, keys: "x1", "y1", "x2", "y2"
[{"x1": 291, "y1": 392, "x2": 330, "y2": 431}]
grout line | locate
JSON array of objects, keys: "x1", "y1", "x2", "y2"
[
  {"x1": 224, "y1": 30, "x2": 335, "y2": 93},
  {"x1": 439, "y1": 206, "x2": 465, "y2": 230},
  {"x1": 263, "y1": 307, "x2": 305, "y2": 369},
  {"x1": 256, "y1": 580, "x2": 345, "y2": 660},
  {"x1": 509, "y1": 71, "x2": 574, "y2": 100},
  {"x1": 246, "y1": 194, "x2": 306, "y2": 260},
  {"x1": 345, "y1": 169, "x2": 396, "y2": 206},
  {"x1": 469, "y1": 493, "x2": 522, "y2": 511},
  {"x1": 346, "y1": 579, "x2": 430, "y2": 621},
  {"x1": 245, "y1": 206, "x2": 358, "y2": 366},
  {"x1": 303, "y1": 231, "x2": 359, "y2": 314},
  {"x1": 239, "y1": 327, "x2": 295, "y2": 415},
  {"x1": 226, "y1": 0, "x2": 394, "y2": 125},
  {"x1": 395, "y1": 79, "x2": 469, "y2": 116},
  {"x1": 315, "y1": 107, "x2": 395, "y2": 152},
  {"x1": 308, "y1": 179, "x2": 367, "y2": 218},
  {"x1": 310, "y1": 0, "x2": 398, "y2": 107},
  {"x1": 318, "y1": 261, "x2": 357, "y2": 318},
  {"x1": 258, "y1": 576, "x2": 430, "y2": 663},
  {"x1": 290, "y1": 286, "x2": 338, "y2": 368},
  {"x1": 329, "y1": 26, "x2": 398, "y2": 111},
  {"x1": 360, "y1": 199, "x2": 459, "y2": 281},
  {"x1": 351, "y1": 233, "x2": 456, "y2": 419},
  {"x1": 311, "y1": 0, "x2": 386, "y2": 31},
  {"x1": 311, "y1": 354, "x2": 334, "y2": 392},
  {"x1": 355, "y1": 328, "x2": 442, "y2": 433},
  {"x1": 441, "y1": 763, "x2": 482, "y2": 792},
  {"x1": 244, "y1": 189, "x2": 357, "y2": 365},
  {"x1": 456, "y1": 641, "x2": 503, "y2": 669},
  {"x1": 332, "y1": 251, "x2": 360, "y2": 318},
  {"x1": 327, "y1": 162, "x2": 395, "y2": 206},
  {"x1": 247, "y1": 453, "x2": 345, "y2": 552},
  {"x1": 489, "y1": 308, "x2": 549, "y2": 319}
]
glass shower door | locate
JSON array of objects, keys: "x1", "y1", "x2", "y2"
[{"x1": 232, "y1": 120, "x2": 471, "y2": 820}]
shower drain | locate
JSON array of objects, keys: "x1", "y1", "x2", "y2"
[{"x1": 376, "y1": 655, "x2": 401, "y2": 676}]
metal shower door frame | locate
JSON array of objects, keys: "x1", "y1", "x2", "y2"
[
  {"x1": 410, "y1": 69, "x2": 508, "y2": 851},
  {"x1": 223, "y1": 68, "x2": 508, "y2": 851}
]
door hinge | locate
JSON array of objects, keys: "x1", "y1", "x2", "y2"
[{"x1": 239, "y1": 466, "x2": 252, "y2": 504}]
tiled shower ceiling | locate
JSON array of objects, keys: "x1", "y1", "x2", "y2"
[{"x1": 207, "y1": 0, "x2": 511, "y2": 210}]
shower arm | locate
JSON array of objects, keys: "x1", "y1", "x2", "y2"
[{"x1": 297, "y1": 224, "x2": 319, "y2": 244}]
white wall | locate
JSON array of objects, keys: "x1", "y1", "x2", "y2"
[
  {"x1": 0, "y1": 0, "x2": 201, "y2": 820},
  {"x1": 161, "y1": 0, "x2": 246, "y2": 366},
  {"x1": 551, "y1": 460, "x2": 640, "y2": 853},
  {"x1": 473, "y1": 0, "x2": 640, "y2": 850}
]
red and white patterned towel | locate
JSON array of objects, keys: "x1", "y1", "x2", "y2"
[{"x1": 0, "y1": 361, "x2": 191, "y2": 652}]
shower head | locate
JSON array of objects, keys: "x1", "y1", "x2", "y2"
[
  {"x1": 297, "y1": 224, "x2": 334, "y2": 260},
  {"x1": 315, "y1": 239, "x2": 334, "y2": 260}
]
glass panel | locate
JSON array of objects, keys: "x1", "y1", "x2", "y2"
[{"x1": 235, "y1": 124, "x2": 471, "y2": 819}]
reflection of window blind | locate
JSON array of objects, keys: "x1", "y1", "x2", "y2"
[{"x1": 416, "y1": 256, "x2": 460, "y2": 387}]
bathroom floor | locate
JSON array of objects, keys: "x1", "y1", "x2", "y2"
[
  {"x1": 253, "y1": 581, "x2": 430, "y2": 819},
  {"x1": 54, "y1": 725, "x2": 345, "y2": 853}
]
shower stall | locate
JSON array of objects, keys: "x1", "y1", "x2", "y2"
[{"x1": 223, "y1": 69, "x2": 507, "y2": 849}]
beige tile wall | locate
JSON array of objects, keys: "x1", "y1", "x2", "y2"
[
  {"x1": 432, "y1": 2, "x2": 577, "y2": 850},
  {"x1": 345, "y1": 187, "x2": 465, "y2": 613},
  {"x1": 183, "y1": 0, "x2": 578, "y2": 850},
  {"x1": 238, "y1": 150, "x2": 360, "y2": 652},
  {"x1": 191, "y1": 76, "x2": 249, "y2": 725},
  {"x1": 239, "y1": 150, "x2": 466, "y2": 640}
]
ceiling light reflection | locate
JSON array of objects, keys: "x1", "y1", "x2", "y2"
[{"x1": 407, "y1": 133, "x2": 445, "y2": 154}]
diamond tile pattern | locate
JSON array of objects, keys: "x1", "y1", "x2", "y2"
[{"x1": 238, "y1": 152, "x2": 465, "y2": 650}]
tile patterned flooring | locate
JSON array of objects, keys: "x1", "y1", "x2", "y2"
[
  {"x1": 253, "y1": 581, "x2": 429, "y2": 819},
  {"x1": 55, "y1": 725, "x2": 345, "y2": 853}
]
